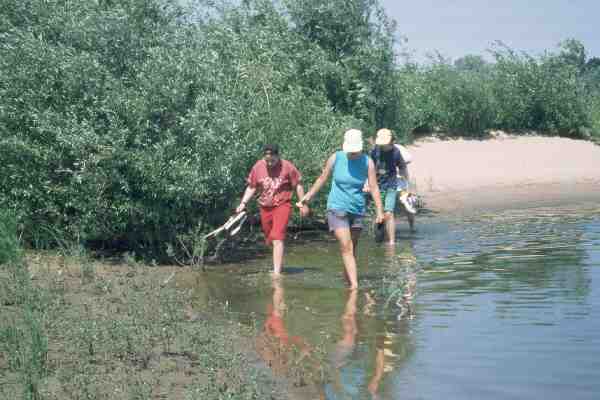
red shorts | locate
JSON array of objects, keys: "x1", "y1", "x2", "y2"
[{"x1": 260, "y1": 202, "x2": 291, "y2": 245}]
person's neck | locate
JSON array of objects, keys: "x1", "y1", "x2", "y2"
[{"x1": 266, "y1": 160, "x2": 280, "y2": 170}]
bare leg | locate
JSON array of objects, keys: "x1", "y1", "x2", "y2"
[
  {"x1": 272, "y1": 240, "x2": 284, "y2": 275},
  {"x1": 334, "y1": 228, "x2": 359, "y2": 289},
  {"x1": 384, "y1": 211, "x2": 395, "y2": 244},
  {"x1": 368, "y1": 348, "x2": 385, "y2": 398}
]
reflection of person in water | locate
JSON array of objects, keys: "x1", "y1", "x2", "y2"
[
  {"x1": 367, "y1": 242, "x2": 418, "y2": 398},
  {"x1": 328, "y1": 289, "x2": 360, "y2": 398},
  {"x1": 384, "y1": 240, "x2": 418, "y2": 319},
  {"x1": 255, "y1": 277, "x2": 314, "y2": 383},
  {"x1": 333, "y1": 289, "x2": 358, "y2": 368},
  {"x1": 367, "y1": 332, "x2": 388, "y2": 399},
  {"x1": 367, "y1": 318, "x2": 415, "y2": 399}
]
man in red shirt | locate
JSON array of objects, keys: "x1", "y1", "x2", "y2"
[{"x1": 236, "y1": 144, "x2": 309, "y2": 275}]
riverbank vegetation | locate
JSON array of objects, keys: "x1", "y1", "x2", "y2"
[
  {"x1": 2, "y1": 0, "x2": 600, "y2": 260},
  {"x1": 2, "y1": 211, "x2": 297, "y2": 399}
]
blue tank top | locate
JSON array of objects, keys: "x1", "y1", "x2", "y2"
[{"x1": 327, "y1": 151, "x2": 369, "y2": 215}]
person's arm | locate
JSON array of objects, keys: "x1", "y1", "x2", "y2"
[
  {"x1": 236, "y1": 186, "x2": 257, "y2": 213},
  {"x1": 291, "y1": 164, "x2": 306, "y2": 201},
  {"x1": 395, "y1": 146, "x2": 407, "y2": 178},
  {"x1": 299, "y1": 153, "x2": 336, "y2": 205},
  {"x1": 367, "y1": 158, "x2": 384, "y2": 223},
  {"x1": 295, "y1": 184, "x2": 306, "y2": 202},
  {"x1": 364, "y1": 148, "x2": 376, "y2": 192},
  {"x1": 294, "y1": 183, "x2": 310, "y2": 217},
  {"x1": 287, "y1": 164, "x2": 310, "y2": 216}
]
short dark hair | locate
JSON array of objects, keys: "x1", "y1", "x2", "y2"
[{"x1": 263, "y1": 144, "x2": 279, "y2": 155}]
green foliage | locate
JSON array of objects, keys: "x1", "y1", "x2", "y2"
[
  {"x1": 0, "y1": 0, "x2": 358, "y2": 259},
  {"x1": 584, "y1": 57, "x2": 600, "y2": 90},
  {"x1": 1, "y1": 253, "x2": 277, "y2": 399},
  {"x1": 284, "y1": 0, "x2": 398, "y2": 127},
  {"x1": 389, "y1": 60, "x2": 494, "y2": 136},
  {"x1": 388, "y1": 40, "x2": 595, "y2": 137},
  {"x1": 588, "y1": 95, "x2": 600, "y2": 140},
  {"x1": 1, "y1": 1, "x2": 598, "y2": 260},
  {"x1": 489, "y1": 42, "x2": 589, "y2": 133},
  {"x1": 0, "y1": 211, "x2": 21, "y2": 265},
  {"x1": 454, "y1": 54, "x2": 488, "y2": 72}
]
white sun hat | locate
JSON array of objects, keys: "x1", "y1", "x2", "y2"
[{"x1": 342, "y1": 129, "x2": 363, "y2": 153}]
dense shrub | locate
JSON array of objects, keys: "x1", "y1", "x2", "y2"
[
  {"x1": 408, "y1": 60, "x2": 494, "y2": 135},
  {"x1": 489, "y1": 43, "x2": 589, "y2": 133},
  {"x1": 588, "y1": 95, "x2": 600, "y2": 140},
  {"x1": 1, "y1": 0, "x2": 598, "y2": 260},
  {"x1": 0, "y1": 0, "x2": 362, "y2": 258},
  {"x1": 388, "y1": 42, "x2": 596, "y2": 137}
]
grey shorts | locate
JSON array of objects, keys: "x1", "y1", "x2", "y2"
[{"x1": 327, "y1": 210, "x2": 364, "y2": 232}]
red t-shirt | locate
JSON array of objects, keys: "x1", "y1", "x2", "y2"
[{"x1": 247, "y1": 159, "x2": 301, "y2": 208}]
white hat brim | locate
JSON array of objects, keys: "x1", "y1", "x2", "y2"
[{"x1": 343, "y1": 142, "x2": 363, "y2": 152}]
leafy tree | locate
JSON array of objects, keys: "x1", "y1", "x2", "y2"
[
  {"x1": 1, "y1": 0, "x2": 598, "y2": 260},
  {"x1": 283, "y1": 0, "x2": 398, "y2": 130},
  {"x1": 557, "y1": 38, "x2": 587, "y2": 73},
  {"x1": 454, "y1": 54, "x2": 487, "y2": 72},
  {"x1": 584, "y1": 57, "x2": 600, "y2": 91},
  {"x1": 0, "y1": 0, "x2": 355, "y2": 258},
  {"x1": 489, "y1": 41, "x2": 588, "y2": 132}
]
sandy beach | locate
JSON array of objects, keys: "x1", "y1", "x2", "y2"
[{"x1": 406, "y1": 135, "x2": 600, "y2": 213}]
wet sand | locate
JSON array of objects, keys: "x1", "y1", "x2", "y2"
[{"x1": 406, "y1": 135, "x2": 600, "y2": 213}]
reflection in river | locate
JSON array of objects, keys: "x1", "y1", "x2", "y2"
[
  {"x1": 254, "y1": 277, "x2": 323, "y2": 389},
  {"x1": 188, "y1": 205, "x2": 600, "y2": 399}
]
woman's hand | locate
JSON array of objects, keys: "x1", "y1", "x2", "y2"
[
  {"x1": 297, "y1": 193, "x2": 311, "y2": 208},
  {"x1": 235, "y1": 202, "x2": 246, "y2": 214},
  {"x1": 299, "y1": 204, "x2": 310, "y2": 217},
  {"x1": 375, "y1": 210, "x2": 384, "y2": 225}
]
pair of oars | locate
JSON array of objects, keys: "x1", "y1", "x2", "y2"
[{"x1": 203, "y1": 211, "x2": 248, "y2": 240}]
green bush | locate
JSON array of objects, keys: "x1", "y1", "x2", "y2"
[
  {"x1": 390, "y1": 59, "x2": 494, "y2": 136},
  {"x1": 0, "y1": 0, "x2": 365, "y2": 259},
  {"x1": 389, "y1": 42, "x2": 595, "y2": 137},
  {"x1": 589, "y1": 95, "x2": 600, "y2": 140},
  {"x1": 1, "y1": 1, "x2": 598, "y2": 261},
  {"x1": 489, "y1": 43, "x2": 589, "y2": 132}
]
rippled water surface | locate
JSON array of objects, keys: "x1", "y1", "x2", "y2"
[{"x1": 188, "y1": 205, "x2": 600, "y2": 399}]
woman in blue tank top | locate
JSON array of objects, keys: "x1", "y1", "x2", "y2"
[{"x1": 299, "y1": 129, "x2": 384, "y2": 289}]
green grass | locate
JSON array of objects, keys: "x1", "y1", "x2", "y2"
[
  {"x1": 0, "y1": 211, "x2": 21, "y2": 266},
  {"x1": 0, "y1": 251, "x2": 286, "y2": 400}
]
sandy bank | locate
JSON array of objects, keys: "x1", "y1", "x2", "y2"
[{"x1": 406, "y1": 135, "x2": 600, "y2": 213}]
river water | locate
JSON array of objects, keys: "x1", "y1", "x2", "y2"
[{"x1": 190, "y1": 204, "x2": 600, "y2": 399}]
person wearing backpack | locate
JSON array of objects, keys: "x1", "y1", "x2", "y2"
[{"x1": 367, "y1": 129, "x2": 413, "y2": 243}]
